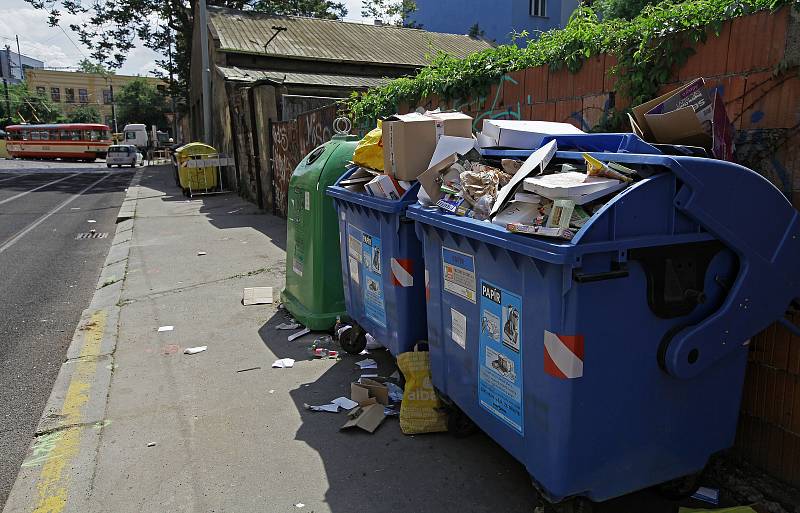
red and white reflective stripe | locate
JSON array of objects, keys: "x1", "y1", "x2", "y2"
[
  {"x1": 543, "y1": 330, "x2": 584, "y2": 379},
  {"x1": 390, "y1": 258, "x2": 414, "y2": 287},
  {"x1": 425, "y1": 268, "x2": 430, "y2": 300}
]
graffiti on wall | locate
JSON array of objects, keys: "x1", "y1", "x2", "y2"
[
  {"x1": 298, "y1": 104, "x2": 337, "y2": 156},
  {"x1": 271, "y1": 120, "x2": 301, "y2": 219}
]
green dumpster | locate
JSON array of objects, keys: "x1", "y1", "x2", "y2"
[{"x1": 281, "y1": 134, "x2": 359, "y2": 331}]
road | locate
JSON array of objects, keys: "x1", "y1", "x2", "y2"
[{"x1": 0, "y1": 159, "x2": 134, "y2": 509}]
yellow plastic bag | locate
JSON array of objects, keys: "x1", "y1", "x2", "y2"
[
  {"x1": 352, "y1": 121, "x2": 384, "y2": 171},
  {"x1": 397, "y1": 343, "x2": 448, "y2": 434}
]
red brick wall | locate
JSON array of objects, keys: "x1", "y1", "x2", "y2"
[{"x1": 404, "y1": 7, "x2": 800, "y2": 487}]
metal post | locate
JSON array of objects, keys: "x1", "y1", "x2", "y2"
[
  {"x1": 2, "y1": 79, "x2": 10, "y2": 118},
  {"x1": 199, "y1": 0, "x2": 212, "y2": 145},
  {"x1": 168, "y1": 10, "x2": 178, "y2": 140},
  {"x1": 15, "y1": 35, "x2": 23, "y2": 81},
  {"x1": 109, "y1": 83, "x2": 117, "y2": 132}
]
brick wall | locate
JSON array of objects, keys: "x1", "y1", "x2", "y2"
[{"x1": 401, "y1": 7, "x2": 800, "y2": 487}]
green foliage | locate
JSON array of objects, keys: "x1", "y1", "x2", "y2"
[
  {"x1": 592, "y1": 0, "x2": 682, "y2": 20},
  {"x1": 115, "y1": 78, "x2": 169, "y2": 130},
  {"x1": 66, "y1": 104, "x2": 102, "y2": 123},
  {"x1": 362, "y1": 0, "x2": 417, "y2": 26},
  {"x1": 78, "y1": 58, "x2": 114, "y2": 76},
  {"x1": 253, "y1": 0, "x2": 346, "y2": 18},
  {"x1": 0, "y1": 82, "x2": 64, "y2": 124},
  {"x1": 348, "y1": 0, "x2": 798, "y2": 127}
]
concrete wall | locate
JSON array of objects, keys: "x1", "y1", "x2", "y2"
[{"x1": 401, "y1": 6, "x2": 800, "y2": 487}]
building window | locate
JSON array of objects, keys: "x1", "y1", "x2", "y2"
[
  {"x1": 65, "y1": 88, "x2": 75, "y2": 103},
  {"x1": 78, "y1": 88, "x2": 89, "y2": 103},
  {"x1": 51, "y1": 87, "x2": 61, "y2": 102},
  {"x1": 36, "y1": 86, "x2": 46, "y2": 96},
  {"x1": 102, "y1": 89, "x2": 113, "y2": 104},
  {"x1": 531, "y1": 0, "x2": 547, "y2": 17}
]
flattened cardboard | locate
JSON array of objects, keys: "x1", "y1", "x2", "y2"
[
  {"x1": 351, "y1": 378, "x2": 389, "y2": 406},
  {"x1": 242, "y1": 287, "x2": 273, "y2": 306},
  {"x1": 490, "y1": 140, "x2": 557, "y2": 218},
  {"x1": 340, "y1": 403, "x2": 385, "y2": 433},
  {"x1": 418, "y1": 154, "x2": 458, "y2": 204}
]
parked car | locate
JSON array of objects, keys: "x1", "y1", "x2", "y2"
[{"x1": 106, "y1": 145, "x2": 144, "y2": 168}]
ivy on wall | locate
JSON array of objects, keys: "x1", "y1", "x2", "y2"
[{"x1": 347, "y1": 0, "x2": 798, "y2": 127}]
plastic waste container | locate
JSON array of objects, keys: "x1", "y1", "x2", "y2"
[
  {"x1": 326, "y1": 167, "x2": 427, "y2": 355},
  {"x1": 174, "y1": 142, "x2": 218, "y2": 194},
  {"x1": 408, "y1": 150, "x2": 800, "y2": 504},
  {"x1": 282, "y1": 134, "x2": 359, "y2": 331}
]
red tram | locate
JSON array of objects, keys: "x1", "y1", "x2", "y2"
[{"x1": 5, "y1": 123, "x2": 112, "y2": 161}]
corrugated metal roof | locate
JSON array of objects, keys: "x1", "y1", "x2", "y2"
[
  {"x1": 208, "y1": 6, "x2": 493, "y2": 67},
  {"x1": 216, "y1": 66, "x2": 391, "y2": 88}
]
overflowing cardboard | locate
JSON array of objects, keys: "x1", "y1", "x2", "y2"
[
  {"x1": 382, "y1": 112, "x2": 473, "y2": 181},
  {"x1": 365, "y1": 174, "x2": 405, "y2": 200},
  {"x1": 490, "y1": 140, "x2": 557, "y2": 218},
  {"x1": 523, "y1": 172, "x2": 625, "y2": 205},
  {"x1": 340, "y1": 403, "x2": 385, "y2": 433},
  {"x1": 478, "y1": 120, "x2": 584, "y2": 149},
  {"x1": 351, "y1": 378, "x2": 389, "y2": 406}
]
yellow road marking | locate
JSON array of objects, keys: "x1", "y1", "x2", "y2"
[{"x1": 31, "y1": 310, "x2": 106, "y2": 513}]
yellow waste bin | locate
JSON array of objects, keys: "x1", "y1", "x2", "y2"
[{"x1": 174, "y1": 142, "x2": 219, "y2": 194}]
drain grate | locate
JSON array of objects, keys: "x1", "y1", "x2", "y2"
[{"x1": 76, "y1": 232, "x2": 108, "y2": 239}]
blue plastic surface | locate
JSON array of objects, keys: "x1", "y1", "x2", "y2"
[
  {"x1": 480, "y1": 133, "x2": 661, "y2": 158},
  {"x1": 327, "y1": 167, "x2": 427, "y2": 355},
  {"x1": 409, "y1": 150, "x2": 800, "y2": 502}
]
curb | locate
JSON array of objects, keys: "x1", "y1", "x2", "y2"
[{"x1": 1, "y1": 167, "x2": 145, "y2": 513}]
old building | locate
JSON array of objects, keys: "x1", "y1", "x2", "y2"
[
  {"x1": 190, "y1": 5, "x2": 494, "y2": 156},
  {"x1": 25, "y1": 69, "x2": 167, "y2": 131}
]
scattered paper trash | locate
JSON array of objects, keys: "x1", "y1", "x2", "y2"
[
  {"x1": 365, "y1": 333, "x2": 383, "y2": 350},
  {"x1": 356, "y1": 358, "x2": 377, "y2": 370},
  {"x1": 242, "y1": 287, "x2": 273, "y2": 306},
  {"x1": 386, "y1": 382, "x2": 404, "y2": 403},
  {"x1": 360, "y1": 373, "x2": 379, "y2": 379},
  {"x1": 389, "y1": 370, "x2": 400, "y2": 380},
  {"x1": 70, "y1": 207, "x2": 80, "y2": 210},
  {"x1": 340, "y1": 403, "x2": 386, "y2": 433},
  {"x1": 304, "y1": 403, "x2": 339, "y2": 413},
  {"x1": 352, "y1": 378, "x2": 389, "y2": 406},
  {"x1": 236, "y1": 366, "x2": 261, "y2": 373},
  {"x1": 358, "y1": 349, "x2": 370, "y2": 355},
  {"x1": 146, "y1": 442, "x2": 157, "y2": 447},
  {"x1": 272, "y1": 358, "x2": 295, "y2": 369},
  {"x1": 157, "y1": 325, "x2": 174, "y2": 332},
  {"x1": 184, "y1": 346, "x2": 207, "y2": 355},
  {"x1": 690, "y1": 487, "x2": 720, "y2": 505},
  {"x1": 332, "y1": 397, "x2": 359, "y2": 410},
  {"x1": 269, "y1": 390, "x2": 275, "y2": 394},
  {"x1": 87, "y1": 219, "x2": 96, "y2": 223},
  {"x1": 288, "y1": 327, "x2": 311, "y2": 341},
  {"x1": 294, "y1": 503, "x2": 305, "y2": 509},
  {"x1": 276, "y1": 322, "x2": 302, "y2": 330},
  {"x1": 197, "y1": 251, "x2": 207, "y2": 256}
]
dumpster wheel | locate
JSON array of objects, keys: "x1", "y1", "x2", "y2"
[{"x1": 339, "y1": 324, "x2": 367, "y2": 355}]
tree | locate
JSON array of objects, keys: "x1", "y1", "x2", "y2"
[
  {"x1": 1, "y1": 82, "x2": 63, "y2": 124},
  {"x1": 361, "y1": 0, "x2": 417, "y2": 27},
  {"x1": 67, "y1": 105, "x2": 102, "y2": 123},
  {"x1": 591, "y1": 0, "x2": 689, "y2": 20},
  {"x1": 115, "y1": 78, "x2": 169, "y2": 129},
  {"x1": 26, "y1": 0, "x2": 350, "y2": 110},
  {"x1": 78, "y1": 58, "x2": 114, "y2": 76},
  {"x1": 468, "y1": 23, "x2": 485, "y2": 39}
]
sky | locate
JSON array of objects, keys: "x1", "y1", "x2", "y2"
[{"x1": 0, "y1": 0, "x2": 371, "y2": 77}]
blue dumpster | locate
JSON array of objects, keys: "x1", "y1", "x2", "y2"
[
  {"x1": 408, "y1": 150, "x2": 800, "y2": 503},
  {"x1": 327, "y1": 167, "x2": 427, "y2": 355}
]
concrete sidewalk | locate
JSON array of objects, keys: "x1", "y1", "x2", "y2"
[{"x1": 3, "y1": 165, "x2": 685, "y2": 513}]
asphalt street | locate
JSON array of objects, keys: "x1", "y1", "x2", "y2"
[{"x1": 0, "y1": 160, "x2": 133, "y2": 509}]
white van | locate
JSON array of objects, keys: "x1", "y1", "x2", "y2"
[{"x1": 122, "y1": 124, "x2": 149, "y2": 150}]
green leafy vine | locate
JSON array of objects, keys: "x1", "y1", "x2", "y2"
[{"x1": 347, "y1": 0, "x2": 799, "y2": 128}]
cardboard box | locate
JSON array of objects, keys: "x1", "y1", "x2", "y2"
[
  {"x1": 382, "y1": 112, "x2": 473, "y2": 181},
  {"x1": 364, "y1": 174, "x2": 405, "y2": 200},
  {"x1": 351, "y1": 379, "x2": 389, "y2": 406},
  {"x1": 340, "y1": 403, "x2": 385, "y2": 433},
  {"x1": 629, "y1": 78, "x2": 734, "y2": 161},
  {"x1": 479, "y1": 120, "x2": 584, "y2": 149}
]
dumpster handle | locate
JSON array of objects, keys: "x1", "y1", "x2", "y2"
[{"x1": 572, "y1": 262, "x2": 629, "y2": 283}]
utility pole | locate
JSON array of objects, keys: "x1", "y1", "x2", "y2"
[
  {"x1": 198, "y1": 0, "x2": 212, "y2": 144},
  {"x1": 110, "y1": 82, "x2": 117, "y2": 132},
  {"x1": 168, "y1": 10, "x2": 178, "y2": 140},
  {"x1": 2, "y1": 79, "x2": 10, "y2": 119},
  {"x1": 15, "y1": 35, "x2": 23, "y2": 81}
]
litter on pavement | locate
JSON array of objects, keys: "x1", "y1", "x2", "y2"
[
  {"x1": 157, "y1": 325, "x2": 174, "y2": 332},
  {"x1": 236, "y1": 367, "x2": 261, "y2": 373},
  {"x1": 87, "y1": 219, "x2": 96, "y2": 223},
  {"x1": 355, "y1": 358, "x2": 377, "y2": 370},
  {"x1": 242, "y1": 287, "x2": 273, "y2": 305},
  {"x1": 272, "y1": 358, "x2": 295, "y2": 368},
  {"x1": 197, "y1": 251, "x2": 207, "y2": 256},
  {"x1": 690, "y1": 487, "x2": 720, "y2": 505},
  {"x1": 332, "y1": 397, "x2": 359, "y2": 410},
  {"x1": 183, "y1": 346, "x2": 207, "y2": 355},
  {"x1": 304, "y1": 403, "x2": 340, "y2": 413},
  {"x1": 276, "y1": 322, "x2": 303, "y2": 330},
  {"x1": 287, "y1": 327, "x2": 310, "y2": 341}
]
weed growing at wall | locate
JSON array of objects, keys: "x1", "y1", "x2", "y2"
[{"x1": 347, "y1": 0, "x2": 798, "y2": 127}]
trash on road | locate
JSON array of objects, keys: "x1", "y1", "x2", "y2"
[
  {"x1": 355, "y1": 358, "x2": 377, "y2": 370},
  {"x1": 87, "y1": 219, "x2": 96, "y2": 223},
  {"x1": 184, "y1": 346, "x2": 207, "y2": 355},
  {"x1": 351, "y1": 378, "x2": 389, "y2": 406},
  {"x1": 236, "y1": 366, "x2": 261, "y2": 373},
  {"x1": 146, "y1": 442, "x2": 157, "y2": 447},
  {"x1": 294, "y1": 503, "x2": 305, "y2": 509},
  {"x1": 276, "y1": 322, "x2": 302, "y2": 330},
  {"x1": 304, "y1": 403, "x2": 340, "y2": 413},
  {"x1": 242, "y1": 287, "x2": 273, "y2": 305},
  {"x1": 272, "y1": 358, "x2": 295, "y2": 368},
  {"x1": 287, "y1": 327, "x2": 310, "y2": 341},
  {"x1": 332, "y1": 397, "x2": 359, "y2": 410},
  {"x1": 197, "y1": 251, "x2": 207, "y2": 256},
  {"x1": 397, "y1": 344, "x2": 448, "y2": 434},
  {"x1": 690, "y1": 486, "x2": 720, "y2": 505},
  {"x1": 157, "y1": 325, "x2": 174, "y2": 332},
  {"x1": 340, "y1": 403, "x2": 385, "y2": 433}
]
